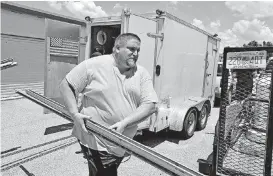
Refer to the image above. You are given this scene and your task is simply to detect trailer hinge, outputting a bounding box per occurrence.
[213,48,218,52]
[147,33,164,41]
[123,8,131,16]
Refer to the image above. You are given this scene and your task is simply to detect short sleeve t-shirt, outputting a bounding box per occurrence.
[66,54,158,157]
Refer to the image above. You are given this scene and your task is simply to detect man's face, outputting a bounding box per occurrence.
[116,38,140,69]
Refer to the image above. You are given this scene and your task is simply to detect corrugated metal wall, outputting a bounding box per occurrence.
[1,35,45,84]
[1,35,45,99]
[1,9,45,38]
[1,8,45,99]
[1,7,86,100]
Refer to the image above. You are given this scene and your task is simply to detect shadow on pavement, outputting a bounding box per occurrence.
[44,123,74,135]
[133,129,188,148]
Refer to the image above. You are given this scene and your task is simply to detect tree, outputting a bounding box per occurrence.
[243,40,273,47]
[243,40,261,47]
[263,41,273,46]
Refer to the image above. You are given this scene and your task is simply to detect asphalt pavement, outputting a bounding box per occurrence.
[1,98,220,176]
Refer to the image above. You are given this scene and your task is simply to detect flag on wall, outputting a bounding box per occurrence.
[49,37,79,57]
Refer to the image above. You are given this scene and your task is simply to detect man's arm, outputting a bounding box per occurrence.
[110,68,158,133]
[59,60,91,133]
[60,78,90,133]
[122,103,156,127]
[59,78,79,118]
[109,103,156,133]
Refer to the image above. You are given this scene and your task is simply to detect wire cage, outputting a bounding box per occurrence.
[215,47,273,176]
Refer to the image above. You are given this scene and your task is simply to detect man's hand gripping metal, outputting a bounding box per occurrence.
[72,113,91,133]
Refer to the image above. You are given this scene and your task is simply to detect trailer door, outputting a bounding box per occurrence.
[124,14,157,130]
[203,38,218,100]
[126,14,156,78]
[44,19,80,113]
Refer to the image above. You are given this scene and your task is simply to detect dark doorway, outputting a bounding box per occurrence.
[90,24,121,56]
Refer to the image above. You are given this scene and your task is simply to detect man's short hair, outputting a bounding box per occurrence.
[113,33,141,50]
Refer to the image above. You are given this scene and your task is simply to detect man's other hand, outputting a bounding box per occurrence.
[73,113,91,133]
[109,121,127,134]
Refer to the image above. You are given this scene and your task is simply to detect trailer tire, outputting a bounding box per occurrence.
[196,103,209,131]
[181,108,197,139]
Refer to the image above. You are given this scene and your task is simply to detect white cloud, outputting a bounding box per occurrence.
[187,2,273,54]
[218,29,240,53]
[48,1,107,19]
[192,18,205,30]
[210,20,221,33]
[111,12,122,16]
[48,1,62,11]
[162,1,178,11]
[113,3,122,10]
[191,17,273,53]
[191,18,219,34]
[170,1,178,5]
[190,19,238,53]
[217,19,273,53]
[225,1,273,19]
[232,19,273,42]
[111,3,127,16]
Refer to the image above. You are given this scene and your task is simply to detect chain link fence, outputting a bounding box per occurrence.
[216,47,273,176]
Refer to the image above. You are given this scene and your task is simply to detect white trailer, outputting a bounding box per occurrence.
[84,9,221,138]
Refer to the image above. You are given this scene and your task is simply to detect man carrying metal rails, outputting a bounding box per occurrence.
[59,33,158,176]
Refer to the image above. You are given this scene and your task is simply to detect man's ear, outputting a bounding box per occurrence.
[114,46,120,53]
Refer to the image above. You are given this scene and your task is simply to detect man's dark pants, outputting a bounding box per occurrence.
[79,142,123,176]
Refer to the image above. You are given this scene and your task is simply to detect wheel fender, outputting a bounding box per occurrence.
[168,106,189,131]
[168,97,208,131]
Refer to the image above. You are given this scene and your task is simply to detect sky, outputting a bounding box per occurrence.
[11,1,273,53]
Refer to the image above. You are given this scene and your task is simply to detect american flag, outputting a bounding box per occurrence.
[50,37,79,57]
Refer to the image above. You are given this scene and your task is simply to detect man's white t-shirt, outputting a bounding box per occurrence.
[66,54,158,157]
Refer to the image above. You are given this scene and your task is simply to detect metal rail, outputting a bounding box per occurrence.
[1,135,73,158]
[1,138,77,171]
[1,58,17,70]
[16,89,204,176]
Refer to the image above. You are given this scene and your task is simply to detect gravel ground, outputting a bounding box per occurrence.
[1,98,219,176]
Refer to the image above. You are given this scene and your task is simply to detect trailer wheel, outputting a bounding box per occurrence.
[181,108,197,139]
[196,103,209,131]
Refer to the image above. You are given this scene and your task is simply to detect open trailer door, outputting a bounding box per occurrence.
[123,11,158,131]
[123,11,157,79]
[44,19,80,113]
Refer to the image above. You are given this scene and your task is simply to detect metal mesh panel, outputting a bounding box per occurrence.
[216,48,273,176]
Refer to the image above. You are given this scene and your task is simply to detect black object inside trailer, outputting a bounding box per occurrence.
[212,47,273,176]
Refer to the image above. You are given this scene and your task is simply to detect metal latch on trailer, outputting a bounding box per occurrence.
[16,89,204,176]
[147,32,164,41]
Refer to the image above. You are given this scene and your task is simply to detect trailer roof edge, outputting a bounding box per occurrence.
[89,16,122,24]
[164,12,221,42]
[1,1,86,26]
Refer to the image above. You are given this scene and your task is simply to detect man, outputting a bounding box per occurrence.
[60,33,158,176]
[77,50,102,109]
[91,51,102,58]
[91,48,103,58]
